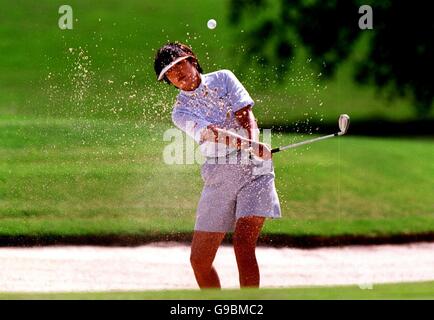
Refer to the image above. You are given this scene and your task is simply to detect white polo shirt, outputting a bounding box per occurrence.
[172,69,256,157]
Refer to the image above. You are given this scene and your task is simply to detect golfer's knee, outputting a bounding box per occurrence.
[233,233,256,251]
[190,252,212,272]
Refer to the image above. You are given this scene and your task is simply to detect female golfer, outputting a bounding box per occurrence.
[154,42,281,288]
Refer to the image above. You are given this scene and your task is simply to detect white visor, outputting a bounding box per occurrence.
[158,55,192,81]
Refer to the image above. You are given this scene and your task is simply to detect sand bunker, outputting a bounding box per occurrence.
[0,242,433,292]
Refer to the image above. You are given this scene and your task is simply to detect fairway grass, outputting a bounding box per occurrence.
[1,281,433,300]
[1,116,433,238]
[1,0,431,124]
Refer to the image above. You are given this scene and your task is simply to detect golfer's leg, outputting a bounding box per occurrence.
[190,230,226,289]
[233,216,265,288]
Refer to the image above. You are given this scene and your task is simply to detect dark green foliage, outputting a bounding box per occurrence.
[229,0,433,115]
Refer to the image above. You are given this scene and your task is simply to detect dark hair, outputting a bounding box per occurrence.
[154,42,203,84]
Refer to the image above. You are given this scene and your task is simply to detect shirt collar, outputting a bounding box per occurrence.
[180,73,206,96]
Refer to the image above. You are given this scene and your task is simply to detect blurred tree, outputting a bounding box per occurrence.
[229,0,433,116]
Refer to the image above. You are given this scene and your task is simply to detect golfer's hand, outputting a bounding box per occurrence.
[251,142,272,160]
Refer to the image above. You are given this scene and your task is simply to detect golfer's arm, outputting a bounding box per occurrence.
[201,126,253,150]
[199,106,259,150]
[234,105,259,142]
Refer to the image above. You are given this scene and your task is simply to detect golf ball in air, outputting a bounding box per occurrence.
[207,19,217,29]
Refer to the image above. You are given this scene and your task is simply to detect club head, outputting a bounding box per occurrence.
[338,114,350,135]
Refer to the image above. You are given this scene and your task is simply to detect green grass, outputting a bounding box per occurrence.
[0,1,433,239]
[1,281,433,300]
[0,0,430,124]
[1,116,433,237]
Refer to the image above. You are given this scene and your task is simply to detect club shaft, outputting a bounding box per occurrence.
[271,133,338,153]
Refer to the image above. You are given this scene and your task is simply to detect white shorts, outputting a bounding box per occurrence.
[195,158,281,232]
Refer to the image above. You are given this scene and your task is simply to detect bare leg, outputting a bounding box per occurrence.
[190,231,226,289]
[233,216,265,288]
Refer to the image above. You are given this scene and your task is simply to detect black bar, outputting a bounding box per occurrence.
[0,300,426,319]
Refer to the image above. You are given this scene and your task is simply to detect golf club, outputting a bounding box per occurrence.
[271,114,350,153]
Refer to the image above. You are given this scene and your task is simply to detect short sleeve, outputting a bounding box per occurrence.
[172,105,212,144]
[223,69,255,112]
